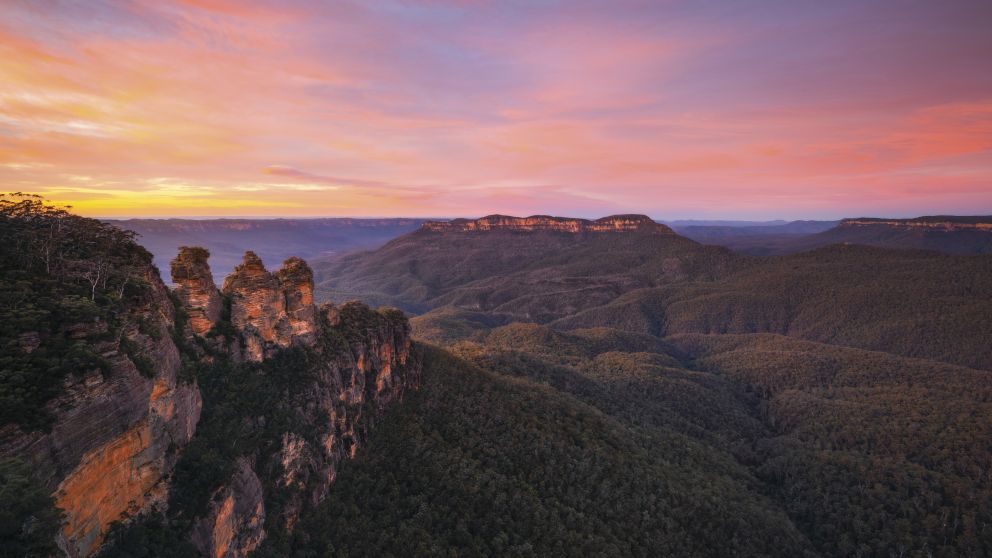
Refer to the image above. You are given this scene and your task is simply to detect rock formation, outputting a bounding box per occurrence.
[0,266,202,558]
[2,243,419,558]
[176,251,421,558]
[421,214,675,234]
[221,252,320,361]
[840,217,992,231]
[191,459,266,558]
[171,246,223,335]
[276,257,318,344]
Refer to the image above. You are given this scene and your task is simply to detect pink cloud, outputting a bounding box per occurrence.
[0,1,989,219]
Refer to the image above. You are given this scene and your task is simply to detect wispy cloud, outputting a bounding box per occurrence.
[0,0,990,218]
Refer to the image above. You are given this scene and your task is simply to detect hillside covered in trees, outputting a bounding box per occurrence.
[3,206,991,557]
[298,218,992,556]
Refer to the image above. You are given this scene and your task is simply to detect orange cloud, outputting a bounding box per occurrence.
[1,1,989,219]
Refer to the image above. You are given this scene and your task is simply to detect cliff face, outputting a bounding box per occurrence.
[841,218,992,231]
[220,252,319,361]
[0,266,202,558]
[276,257,319,343]
[171,246,223,335]
[422,214,674,234]
[3,243,418,558]
[190,458,266,558]
[178,252,421,558]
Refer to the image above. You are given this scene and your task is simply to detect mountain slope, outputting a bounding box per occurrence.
[787,216,992,255]
[555,244,992,370]
[317,216,992,370]
[690,216,992,256]
[261,345,817,558]
[264,325,992,557]
[314,214,739,317]
[2,198,422,557]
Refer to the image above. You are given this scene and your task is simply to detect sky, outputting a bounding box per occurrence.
[1,0,991,219]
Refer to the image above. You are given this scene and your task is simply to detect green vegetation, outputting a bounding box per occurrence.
[299,225,992,556]
[0,458,63,558]
[674,333,992,556]
[264,344,814,558]
[557,244,992,369]
[100,302,415,557]
[319,226,992,370]
[267,320,992,557]
[0,193,155,429]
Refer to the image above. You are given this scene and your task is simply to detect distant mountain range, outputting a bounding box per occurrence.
[302,212,992,556]
[8,207,992,556]
[107,218,425,280]
[314,214,992,370]
[112,215,992,280]
[676,215,992,255]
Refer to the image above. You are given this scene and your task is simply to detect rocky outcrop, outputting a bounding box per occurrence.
[276,257,318,344]
[178,251,421,558]
[841,217,992,231]
[171,246,223,336]
[191,459,266,558]
[221,252,320,361]
[3,242,418,558]
[189,303,419,557]
[422,214,675,234]
[0,266,202,558]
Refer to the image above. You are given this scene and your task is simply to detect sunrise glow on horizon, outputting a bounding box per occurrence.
[1,1,991,220]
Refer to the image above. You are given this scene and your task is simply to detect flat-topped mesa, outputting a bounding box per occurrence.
[421,214,674,234]
[171,246,222,336]
[841,217,992,231]
[221,251,319,361]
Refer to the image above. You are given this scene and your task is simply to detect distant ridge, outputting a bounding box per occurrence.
[107,217,425,281]
[840,216,992,230]
[421,214,674,234]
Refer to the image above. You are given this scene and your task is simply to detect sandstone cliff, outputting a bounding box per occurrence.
[0,264,202,558]
[171,246,223,336]
[422,214,675,234]
[840,217,992,231]
[2,243,419,558]
[176,252,420,558]
[219,252,320,361]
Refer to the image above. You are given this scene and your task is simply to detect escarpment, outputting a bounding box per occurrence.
[3,234,420,557]
[169,250,421,558]
[219,252,320,361]
[422,214,675,234]
[840,216,992,231]
[0,262,202,558]
[172,246,223,335]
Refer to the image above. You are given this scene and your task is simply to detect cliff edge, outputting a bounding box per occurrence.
[421,214,674,234]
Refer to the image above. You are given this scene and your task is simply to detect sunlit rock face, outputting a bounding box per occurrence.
[422,214,675,234]
[170,249,420,557]
[841,218,992,231]
[276,256,318,344]
[171,246,223,336]
[220,252,320,361]
[222,251,285,361]
[0,266,202,558]
[191,459,266,558]
[186,301,420,557]
[2,244,418,558]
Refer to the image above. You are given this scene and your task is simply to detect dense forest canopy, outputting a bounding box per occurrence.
[2,201,991,557]
[0,193,155,428]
